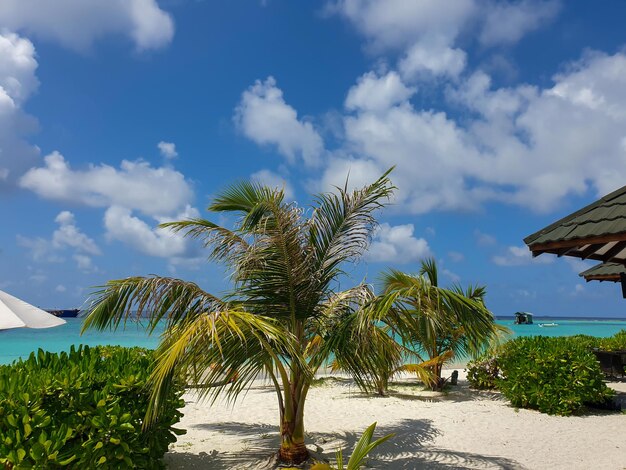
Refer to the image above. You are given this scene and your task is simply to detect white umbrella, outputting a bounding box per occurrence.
[0,290,66,330]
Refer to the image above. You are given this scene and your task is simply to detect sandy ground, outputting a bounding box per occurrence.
[163,370,626,469]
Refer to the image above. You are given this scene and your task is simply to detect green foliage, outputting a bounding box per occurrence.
[310,422,394,470]
[597,329,626,351]
[82,170,397,464]
[497,336,614,415]
[0,345,184,469]
[376,259,506,391]
[466,353,500,390]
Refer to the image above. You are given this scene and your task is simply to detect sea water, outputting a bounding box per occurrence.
[0,318,164,365]
[0,317,625,365]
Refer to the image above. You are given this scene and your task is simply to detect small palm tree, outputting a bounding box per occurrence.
[377,258,505,391]
[82,171,395,464]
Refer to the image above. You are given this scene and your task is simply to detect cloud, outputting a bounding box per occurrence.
[157,141,178,159]
[316,48,626,215]
[475,230,496,246]
[20,152,194,217]
[234,77,324,166]
[399,42,467,80]
[327,0,477,53]
[73,254,96,272]
[17,235,63,263]
[442,267,460,283]
[480,0,561,46]
[448,251,465,262]
[17,210,101,271]
[345,71,415,112]
[0,0,174,51]
[327,0,557,81]
[492,245,553,266]
[250,169,294,199]
[55,284,66,293]
[366,223,431,263]
[564,257,594,274]
[448,51,626,211]
[104,204,201,259]
[337,98,488,213]
[0,31,40,191]
[316,156,386,195]
[20,150,204,262]
[53,211,101,255]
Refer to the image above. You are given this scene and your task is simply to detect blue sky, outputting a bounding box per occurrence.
[2,0,626,317]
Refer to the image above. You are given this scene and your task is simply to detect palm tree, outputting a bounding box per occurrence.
[376,258,505,391]
[82,170,395,464]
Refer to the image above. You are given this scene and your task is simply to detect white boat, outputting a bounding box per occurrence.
[538,322,558,327]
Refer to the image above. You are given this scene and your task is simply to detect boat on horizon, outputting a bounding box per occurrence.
[514,312,534,325]
[44,309,80,318]
[538,322,559,328]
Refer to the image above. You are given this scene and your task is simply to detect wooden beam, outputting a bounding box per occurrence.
[578,243,606,259]
[583,274,620,282]
[603,241,626,262]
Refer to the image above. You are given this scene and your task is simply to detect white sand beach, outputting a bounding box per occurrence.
[164,370,626,469]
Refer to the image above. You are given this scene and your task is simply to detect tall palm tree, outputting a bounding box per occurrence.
[376,258,505,391]
[82,170,395,464]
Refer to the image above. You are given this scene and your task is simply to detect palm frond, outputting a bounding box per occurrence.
[209,180,283,214]
[308,168,395,290]
[81,276,225,334]
[159,218,249,264]
[145,308,305,426]
[315,285,402,393]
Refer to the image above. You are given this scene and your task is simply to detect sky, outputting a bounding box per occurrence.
[1,0,626,317]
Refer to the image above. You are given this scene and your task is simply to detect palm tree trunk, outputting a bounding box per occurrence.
[278,381,309,463]
[279,415,308,463]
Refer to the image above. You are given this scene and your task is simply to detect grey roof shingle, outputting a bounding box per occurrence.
[524,185,626,266]
[579,262,625,282]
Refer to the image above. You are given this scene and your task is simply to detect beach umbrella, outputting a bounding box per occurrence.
[0,290,66,330]
[524,185,626,295]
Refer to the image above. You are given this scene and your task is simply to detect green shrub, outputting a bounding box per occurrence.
[466,354,500,390]
[497,336,614,416]
[0,345,185,469]
[598,329,626,351]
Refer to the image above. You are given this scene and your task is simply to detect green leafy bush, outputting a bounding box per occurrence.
[497,336,614,415]
[598,329,626,351]
[0,345,185,469]
[466,354,500,390]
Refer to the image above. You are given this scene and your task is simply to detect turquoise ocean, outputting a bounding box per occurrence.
[1,317,625,365]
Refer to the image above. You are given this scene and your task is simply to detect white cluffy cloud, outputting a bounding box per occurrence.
[367,223,431,263]
[0,31,40,190]
[328,0,559,80]
[157,141,178,159]
[53,211,101,255]
[20,151,204,260]
[345,71,415,112]
[20,152,193,217]
[399,41,467,80]
[104,204,200,259]
[492,245,553,266]
[18,210,101,271]
[234,77,324,166]
[479,0,561,46]
[319,50,626,215]
[0,0,174,51]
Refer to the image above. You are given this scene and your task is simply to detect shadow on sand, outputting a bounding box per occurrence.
[164,416,524,469]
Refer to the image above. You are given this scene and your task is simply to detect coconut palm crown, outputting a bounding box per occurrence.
[376,258,507,390]
[82,169,395,464]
